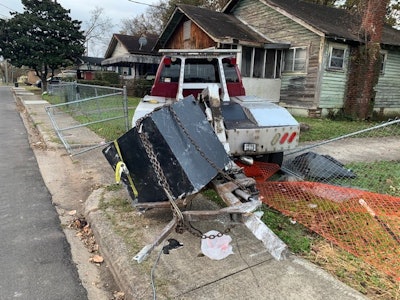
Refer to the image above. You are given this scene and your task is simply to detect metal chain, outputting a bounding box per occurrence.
[137,125,184,225]
[184,222,234,239]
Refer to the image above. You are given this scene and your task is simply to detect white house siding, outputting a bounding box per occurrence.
[375,49,400,111]
[319,42,349,109]
[232,0,322,109]
[113,42,129,56]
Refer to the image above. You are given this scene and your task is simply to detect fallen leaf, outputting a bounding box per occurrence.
[89,255,104,263]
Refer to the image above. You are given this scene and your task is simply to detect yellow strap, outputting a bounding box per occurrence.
[115,161,124,183]
[113,140,139,198]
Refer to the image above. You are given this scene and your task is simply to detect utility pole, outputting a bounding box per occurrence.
[5,59,8,85]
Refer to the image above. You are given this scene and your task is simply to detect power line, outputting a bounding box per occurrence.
[0,2,18,13]
[127,0,160,8]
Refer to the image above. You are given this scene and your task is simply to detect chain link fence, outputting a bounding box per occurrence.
[45,82,129,156]
[244,119,400,280]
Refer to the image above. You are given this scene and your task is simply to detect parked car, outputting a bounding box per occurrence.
[35,77,61,88]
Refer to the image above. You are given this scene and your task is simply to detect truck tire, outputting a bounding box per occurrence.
[257,152,284,166]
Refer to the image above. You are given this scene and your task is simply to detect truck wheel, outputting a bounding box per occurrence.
[257,152,284,166]
[268,152,284,166]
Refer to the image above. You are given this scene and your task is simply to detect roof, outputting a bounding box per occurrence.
[77,56,103,66]
[104,33,159,59]
[157,4,270,49]
[223,0,400,46]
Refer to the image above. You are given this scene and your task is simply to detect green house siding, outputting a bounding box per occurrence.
[319,42,349,108]
[233,0,322,109]
[319,73,347,108]
[375,50,400,108]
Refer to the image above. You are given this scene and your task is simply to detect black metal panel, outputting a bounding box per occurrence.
[103,95,231,203]
[221,102,256,129]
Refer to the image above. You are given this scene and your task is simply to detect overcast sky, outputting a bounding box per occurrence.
[0,0,157,24]
[0,0,159,56]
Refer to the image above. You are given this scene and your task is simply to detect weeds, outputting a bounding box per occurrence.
[344,160,400,196]
[296,116,375,142]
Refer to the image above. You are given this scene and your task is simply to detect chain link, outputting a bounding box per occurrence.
[137,123,184,225]
[184,224,234,239]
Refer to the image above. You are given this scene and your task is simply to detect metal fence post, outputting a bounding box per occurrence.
[123,85,129,131]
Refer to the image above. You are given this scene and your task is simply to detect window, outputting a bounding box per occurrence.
[380,51,387,74]
[241,47,252,77]
[223,60,240,82]
[265,50,282,78]
[253,48,264,78]
[159,58,181,82]
[241,46,282,79]
[284,47,307,73]
[183,21,191,41]
[328,46,346,70]
[183,58,220,83]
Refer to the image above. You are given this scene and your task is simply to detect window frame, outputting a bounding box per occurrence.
[183,20,191,41]
[241,46,282,79]
[283,47,308,74]
[327,44,347,71]
[380,50,388,75]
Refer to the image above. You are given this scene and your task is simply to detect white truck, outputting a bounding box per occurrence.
[133,49,299,166]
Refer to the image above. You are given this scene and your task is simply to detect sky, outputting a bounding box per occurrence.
[0,0,158,55]
[0,0,156,23]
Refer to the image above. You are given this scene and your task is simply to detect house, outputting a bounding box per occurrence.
[102,33,161,79]
[156,0,400,117]
[156,3,287,102]
[75,56,106,80]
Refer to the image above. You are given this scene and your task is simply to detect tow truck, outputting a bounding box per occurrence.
[133,49,299,166]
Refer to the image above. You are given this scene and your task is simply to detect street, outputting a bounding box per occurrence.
[0,86,87,300]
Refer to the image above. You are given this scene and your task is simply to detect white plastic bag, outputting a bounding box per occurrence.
[201,230,233,260]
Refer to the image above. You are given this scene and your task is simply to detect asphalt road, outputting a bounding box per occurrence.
[0,86,87,300]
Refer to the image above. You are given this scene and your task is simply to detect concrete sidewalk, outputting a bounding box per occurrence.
[13,86,368,300]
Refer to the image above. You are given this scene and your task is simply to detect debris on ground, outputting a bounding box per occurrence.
[288,151,356,180]
[112,291,125,300]
[89,254,104,264]
[69,217,99,253]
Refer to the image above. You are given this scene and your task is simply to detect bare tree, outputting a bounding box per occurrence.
[339,0,400,27]
[83,7,114,56]
[120,4,166,35]
[120,0,229,36]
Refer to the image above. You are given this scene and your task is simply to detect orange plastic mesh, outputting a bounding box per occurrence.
[241,163,400,280]
[236,161,281,182]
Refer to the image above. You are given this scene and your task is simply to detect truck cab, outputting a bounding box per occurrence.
[151,52,245,100]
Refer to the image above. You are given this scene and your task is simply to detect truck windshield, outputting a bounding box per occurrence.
[159,58,181,83]
[223,62,240,83]
[184,58,220,83]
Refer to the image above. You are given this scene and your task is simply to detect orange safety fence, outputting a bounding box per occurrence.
[240,161,400,280]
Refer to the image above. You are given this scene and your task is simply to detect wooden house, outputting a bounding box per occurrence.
[75,56,106,80]
[157,0,400,117]
[102,33,161,79]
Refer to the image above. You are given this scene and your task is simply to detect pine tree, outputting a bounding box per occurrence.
[0,0,85,90]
